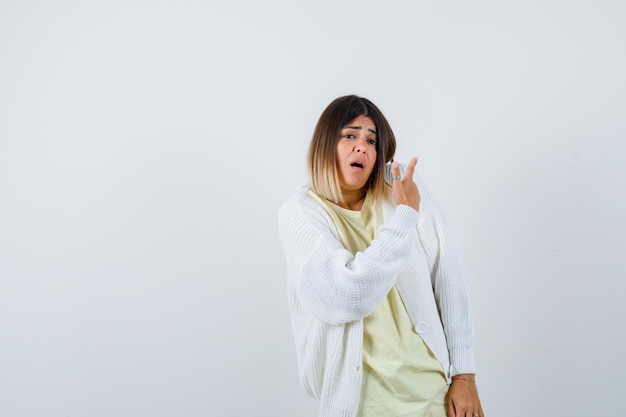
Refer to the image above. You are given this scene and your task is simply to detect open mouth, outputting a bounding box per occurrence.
[350,162,364,169]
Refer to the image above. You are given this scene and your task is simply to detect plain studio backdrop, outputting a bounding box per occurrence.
[1,1,624,416]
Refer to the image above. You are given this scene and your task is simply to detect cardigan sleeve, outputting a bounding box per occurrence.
[278,192,421,325]
[415,176,476,375]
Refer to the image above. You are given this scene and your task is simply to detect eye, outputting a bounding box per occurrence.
[367,139,378,146]
[343,134,356,139]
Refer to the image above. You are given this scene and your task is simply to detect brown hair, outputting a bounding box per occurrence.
[307,95,396,204]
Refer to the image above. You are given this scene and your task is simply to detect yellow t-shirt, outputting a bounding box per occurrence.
[308,190,448,417]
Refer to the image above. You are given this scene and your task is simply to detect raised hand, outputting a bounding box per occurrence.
[390,157,420,212]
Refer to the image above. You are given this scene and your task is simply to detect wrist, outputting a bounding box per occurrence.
[452,374,476,383]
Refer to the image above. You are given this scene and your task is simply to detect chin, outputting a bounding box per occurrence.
[343,183,368,192]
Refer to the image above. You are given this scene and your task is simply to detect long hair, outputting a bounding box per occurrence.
[307,95,396,204]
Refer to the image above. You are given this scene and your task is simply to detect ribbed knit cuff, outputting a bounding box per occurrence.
[390,204,420,230]
[449,346,476,376]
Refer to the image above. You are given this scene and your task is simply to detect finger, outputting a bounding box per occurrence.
[390,161,401,181]
[403,157,418,180]
[446,400,456,417]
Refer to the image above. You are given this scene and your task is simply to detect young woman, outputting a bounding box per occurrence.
[278,95,483,417]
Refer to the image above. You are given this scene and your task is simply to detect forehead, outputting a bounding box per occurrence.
[342,116,376,132]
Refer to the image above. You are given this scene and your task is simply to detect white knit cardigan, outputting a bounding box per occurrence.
[278,172,475,417]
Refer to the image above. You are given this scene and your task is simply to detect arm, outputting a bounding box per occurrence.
[279,160,421,325]
[416,177,475,374]
[415,178,483,416]
[279,195,419,325]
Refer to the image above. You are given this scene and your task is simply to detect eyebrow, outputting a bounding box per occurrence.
[343,125,378,135]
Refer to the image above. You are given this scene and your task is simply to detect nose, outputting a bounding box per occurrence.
[354,139,367,153]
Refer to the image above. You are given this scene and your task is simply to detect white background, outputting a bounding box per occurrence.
[1,1,624,416]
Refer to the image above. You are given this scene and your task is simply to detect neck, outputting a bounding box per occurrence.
[338,188,366,210]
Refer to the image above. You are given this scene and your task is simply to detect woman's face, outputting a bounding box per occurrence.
[336,115,378,194]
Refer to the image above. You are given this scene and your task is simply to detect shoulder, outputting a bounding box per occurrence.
[278,188,330,228]
[278,189,341,254]
[280,188,320,215]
